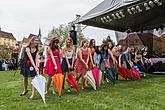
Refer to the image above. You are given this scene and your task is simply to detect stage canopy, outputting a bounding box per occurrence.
[79,0,165,32]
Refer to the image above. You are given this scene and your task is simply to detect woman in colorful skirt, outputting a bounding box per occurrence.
[75,39,94,89]
[20,36,39,99]
[107,41,117,82]
[88,39,96,70]
[100,44,108,84]
[112,45,123,80]
[44,37,62,95]
[61,38,75,92]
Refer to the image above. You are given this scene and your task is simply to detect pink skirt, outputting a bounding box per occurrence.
[75,59,87,75]
[44,57,62,75]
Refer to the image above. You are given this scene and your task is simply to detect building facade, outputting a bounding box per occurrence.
[118,33,144,51]
[118,33,165,54]
[0,29,16,47]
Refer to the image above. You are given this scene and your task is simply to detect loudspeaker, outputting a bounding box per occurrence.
[70,30,77,45]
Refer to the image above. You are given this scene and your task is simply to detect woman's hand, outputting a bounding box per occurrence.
[113,60,117,64]
[85,63,88,69]
[54,65,57,70]
[68,64,72,69]
[35,67,39,75]
[71,64,74,69]
[119,64,122,68]
[92,64,96,68]
[130,62,133,68]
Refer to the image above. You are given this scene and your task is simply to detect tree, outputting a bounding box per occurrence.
[43,24,68,46]
[0,45,12,60]
[44,24,85,47]
[102,35,115,46]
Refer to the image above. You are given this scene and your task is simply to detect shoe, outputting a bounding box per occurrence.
[67,88,71,93]
[102,80,105,84]
[85,83,88,87]
[81,87,85,90]
[45,91,48,95]
[28,95,34,99]
[52,91,56,96]
[20,90,28,96]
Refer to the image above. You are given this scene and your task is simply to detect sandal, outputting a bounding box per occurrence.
[28,95,34,99]
[52,91,56,96]
[67,88,71,93]
[20,90,28,96]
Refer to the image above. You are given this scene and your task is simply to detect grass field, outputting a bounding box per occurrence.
[1,70,165,110]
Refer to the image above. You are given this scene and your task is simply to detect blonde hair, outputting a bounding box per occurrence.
[27,36,37,46]
[80,39,88,47]
[65,38,73,48]
[27,36,39,51]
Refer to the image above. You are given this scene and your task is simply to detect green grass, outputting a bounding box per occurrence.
[1,70,165,110]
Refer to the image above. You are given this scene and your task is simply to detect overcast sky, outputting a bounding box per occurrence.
[0,0,116,45]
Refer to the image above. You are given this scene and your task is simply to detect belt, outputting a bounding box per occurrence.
[54,56,59,58]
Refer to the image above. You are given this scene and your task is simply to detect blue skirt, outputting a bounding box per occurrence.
[61,58,74,72]
[20,59,37,77]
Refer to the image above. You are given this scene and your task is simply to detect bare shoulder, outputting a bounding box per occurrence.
[25,47,30,52]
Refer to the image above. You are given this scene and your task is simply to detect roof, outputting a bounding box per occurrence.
[0,30,16,40]
[160,34,165,38]
[28,34,42,45]
[28,34,37,39]
[80,0,140,22]
[22,37,29,44]
[79,0,165,32]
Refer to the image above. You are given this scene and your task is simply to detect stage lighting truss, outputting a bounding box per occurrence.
[127,0,162,15]
[149,1,155,7]
[154,0,162,6]
[136,6,142,12]
[100,0,162,23]
[106,16,112,22]
[144,2,151,10]
[112,10,125,20]
[100,16,113,23]
[111,14,117,19]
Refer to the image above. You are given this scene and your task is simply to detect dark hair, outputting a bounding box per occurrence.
[136,50,142,55]
[49,40,59,51]
[107,41,114,50]
[101,44,108,56]
[95,46,101,54]
[101,44,107,51]
[89,39,95,48]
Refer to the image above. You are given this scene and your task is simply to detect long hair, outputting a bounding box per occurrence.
[95,46,101,54]
[49,37,59,51]
[65,38,73,48]
[80,39,88,47]
[107,41,114,50]
[101,44,108,55]
[27,36,38,51]
[89,39,95,48]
